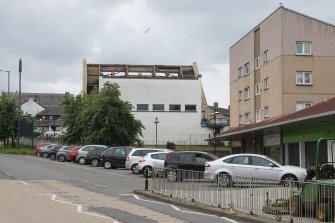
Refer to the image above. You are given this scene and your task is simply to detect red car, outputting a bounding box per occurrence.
[68,146,81,161]
[34,143,50,155]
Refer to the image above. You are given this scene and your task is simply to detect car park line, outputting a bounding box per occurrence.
[25,155,132,178]
[119,194,239,223]
[39,193,120,223]
[4,171,29,186]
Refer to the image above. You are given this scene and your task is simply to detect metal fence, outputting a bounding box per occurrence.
[151,168,335,223]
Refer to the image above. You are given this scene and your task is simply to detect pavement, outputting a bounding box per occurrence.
[134,190,279,223]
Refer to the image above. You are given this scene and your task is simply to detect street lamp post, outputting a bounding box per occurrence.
[17,59,22,150]
[211,110,220,156]
[154,117,159,148]
[0,69,10,95]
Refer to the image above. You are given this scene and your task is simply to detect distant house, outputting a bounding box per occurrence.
[9,92,68,133]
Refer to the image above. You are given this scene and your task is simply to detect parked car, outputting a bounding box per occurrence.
[55,145,77,162]
[101,147,132,169]
[138,151,170,177]
[85,147,109,167]
[34,143,50,155]
[75,145,107,165]
[38,144,57,158]
[68,146,81,162]
[164,151,218,182]
[125,148,164,174]
[48,145,65,160]
[204,153,307,187]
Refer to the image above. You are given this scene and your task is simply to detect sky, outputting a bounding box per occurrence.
[1,0,335,108]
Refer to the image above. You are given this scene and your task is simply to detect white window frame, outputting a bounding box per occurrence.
[244,87,250,100]
[296,101,312,111]
[264,50,268,62]
[244,62,250,75]
[264,106,269,118]
[238,67,242,78]
[296,71,312,85]
[239,115,243,125]
[245,112,250,124]
[264,78,269,90]
[296,41,312,55]
[239,91,243,101]
[255,83,261,96]
[255,110,260,122]
[255,57,260,69]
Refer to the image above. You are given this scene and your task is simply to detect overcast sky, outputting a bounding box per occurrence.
[1,0,335,108]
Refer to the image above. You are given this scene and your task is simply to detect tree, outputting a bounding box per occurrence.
[61,83,144,146]
[0,93,20,147]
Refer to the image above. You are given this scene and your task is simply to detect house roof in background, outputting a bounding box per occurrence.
[36,107,63,116]
[8,92,69,107]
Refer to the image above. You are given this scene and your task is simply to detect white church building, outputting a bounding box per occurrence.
[82,59,213,145]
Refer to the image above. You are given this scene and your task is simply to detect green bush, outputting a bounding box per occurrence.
[166,141,176,150]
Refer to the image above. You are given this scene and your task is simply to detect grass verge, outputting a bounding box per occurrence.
[0,146,35,155]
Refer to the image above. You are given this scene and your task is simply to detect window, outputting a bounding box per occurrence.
[255,57,260,69]
[169,104,181,111]
[245,112,250,124]
[264,106,269,118]
[264,78,269,90]
[180,153,193,162]
[296,72,312,85]
[244,62,250,75]
[296,42,312,55]
[137,104,149,111]
[264,50,268,62]
[251,156,276,167]
[255,83,260,96]
[239,91,243,101]
[238,67,242,78]
[256,110,262,121]
[239,115,243,125]
[153,104,164,111]
[296,101,312,111]
[231,156,249,165]
[244,87,250,100]
[185,104,196,112]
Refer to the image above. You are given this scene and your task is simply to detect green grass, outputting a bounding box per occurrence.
[0,146,35,155]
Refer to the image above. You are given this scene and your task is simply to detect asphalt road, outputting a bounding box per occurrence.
[0,154,246,223]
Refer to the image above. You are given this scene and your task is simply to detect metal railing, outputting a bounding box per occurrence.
[151,168,335,223]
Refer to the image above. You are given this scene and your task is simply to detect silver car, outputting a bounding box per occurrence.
[204,153,307,187]
[75,145,107,165]
[125,148,164,174]
[137,151,170,177]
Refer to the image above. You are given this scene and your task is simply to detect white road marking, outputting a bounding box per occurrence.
[4,171,29,186]
[39,193,120,223]
[79,180,108,189]
[120,193,238,223]
[24,155,132,178]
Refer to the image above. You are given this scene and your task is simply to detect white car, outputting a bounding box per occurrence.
[137,151,170,177]
[125,148,166,174]
[204,153,307,187]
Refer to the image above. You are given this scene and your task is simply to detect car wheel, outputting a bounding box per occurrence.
[316,202,332,222]
[143,166,152,178]
[42,152,49,158]
[104,161,112,169]
[78,157,86,165]
[58,155,66,162]
[91,159,99,167]
[50,154,56,160]
[217,173,232,187]
[131,164,140,174]
[167,169,177,182]
[281,174,298,187]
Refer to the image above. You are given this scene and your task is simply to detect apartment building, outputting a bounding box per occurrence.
[221,6,335,164]
[230,6,335,128]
